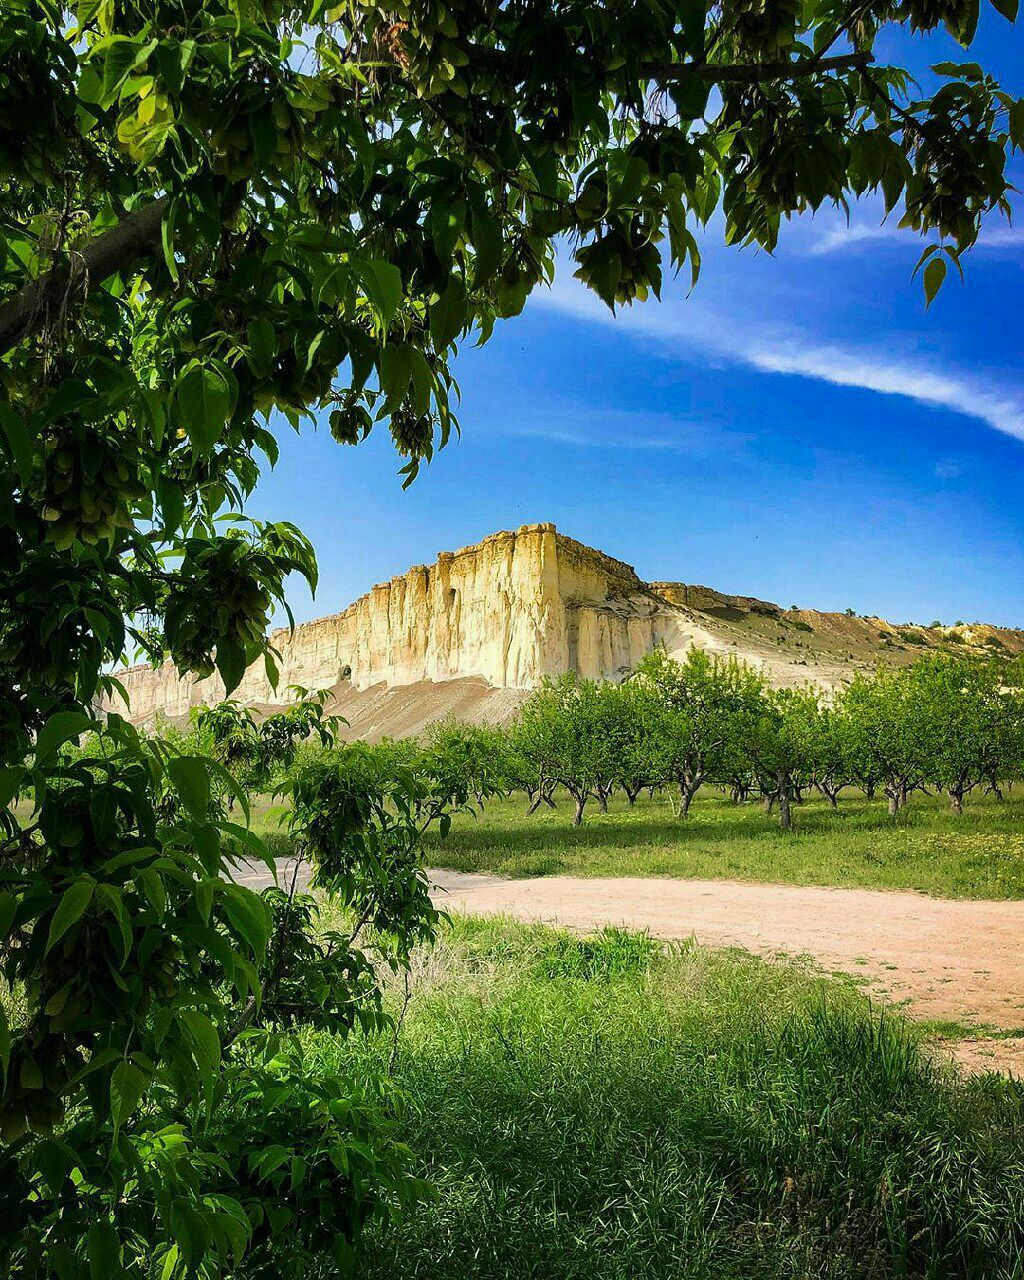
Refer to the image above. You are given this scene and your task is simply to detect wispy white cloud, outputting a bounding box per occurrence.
[495,407,751,455]
[534,274,1024,444]
[746,343,1024,441]
[807,220,1024,256]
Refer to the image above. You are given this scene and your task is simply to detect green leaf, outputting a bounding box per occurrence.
[471,210,502,285]
[35,711,92,765]
[220,884,271,958]
[923,256,947,306]
[45,880,94,955]
[0,1004,10,1088]
[157,476,185,534]
[358,258,403,326]
[138,867,167,919]
[248,318,276,372]
[178,1009,220,1107]
[87,1221,123,1280]
[175,364,232,455]
[0,891,15,939]
[379,343,412,409]
[407,347,433,416]
[110,1060,149,1131]
[0,401,34,486]
[96,884,133,965]
[429,278,467,349]
[158,1245,180,1280]
[215,637,247,695]
[0,765,25,808]
[166,756,211,822]
[169,1201,210,1270]
[96,36,154,109]
[161,198,179,283]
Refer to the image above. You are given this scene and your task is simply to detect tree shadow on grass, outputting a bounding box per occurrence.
[422,794,1024,870]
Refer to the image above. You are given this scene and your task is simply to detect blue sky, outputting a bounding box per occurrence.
[251,13,1024,630]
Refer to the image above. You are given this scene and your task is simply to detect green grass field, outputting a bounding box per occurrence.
[408,788,1024,899]
[307,916,1024,1279]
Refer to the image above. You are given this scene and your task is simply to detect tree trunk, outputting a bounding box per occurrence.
[572,794,587,827]
[0,196,171,357]
[865,781,876,800]
[949,788,964,815]
[778,773,793,830]
[886,788,899,817]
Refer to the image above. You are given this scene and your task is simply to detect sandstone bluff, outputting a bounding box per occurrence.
[105,523,1024,737]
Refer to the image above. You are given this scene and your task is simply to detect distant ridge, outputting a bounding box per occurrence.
[101,523,1024,735]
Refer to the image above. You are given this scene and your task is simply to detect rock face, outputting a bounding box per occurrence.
[103,522,1024,727]
[107,524,676,723]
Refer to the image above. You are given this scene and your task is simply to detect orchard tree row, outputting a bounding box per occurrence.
[405,649,1024,829]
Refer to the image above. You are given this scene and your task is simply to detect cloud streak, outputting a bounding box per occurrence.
[807,220,1024,256]
[493,407,752,455]
[534,274,1024,444]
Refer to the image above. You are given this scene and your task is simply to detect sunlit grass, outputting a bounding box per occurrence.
[403,788,1024,899]
[303,916,1024,1280]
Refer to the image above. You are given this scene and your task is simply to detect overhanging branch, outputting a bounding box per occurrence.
[0,195,169,360]
[654,50,874,84]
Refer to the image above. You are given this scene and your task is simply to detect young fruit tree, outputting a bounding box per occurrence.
[904,655,1020,813]
[634,647,766,816]
[1,0,1022,1274]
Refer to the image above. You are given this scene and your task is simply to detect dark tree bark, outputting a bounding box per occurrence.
[572,793,587,827]
[777,773,793,831]
[0,196,170,357]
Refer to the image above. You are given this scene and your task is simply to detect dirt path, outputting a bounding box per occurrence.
[239,861,1024,1072]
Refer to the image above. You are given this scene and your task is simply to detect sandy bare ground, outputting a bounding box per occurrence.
[237,860,1024,1073]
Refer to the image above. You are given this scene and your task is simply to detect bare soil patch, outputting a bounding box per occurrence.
[239,861,1024,1073]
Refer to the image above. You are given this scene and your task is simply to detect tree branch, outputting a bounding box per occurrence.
[0,195,170,359]
[655,50,874,84]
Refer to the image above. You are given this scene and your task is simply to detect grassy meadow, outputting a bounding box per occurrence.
[301,915,1024,1279]
[403,788,1024,900]
[240,782,1024,1275]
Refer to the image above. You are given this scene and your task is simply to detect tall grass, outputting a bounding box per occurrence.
[299,917,1024,1279]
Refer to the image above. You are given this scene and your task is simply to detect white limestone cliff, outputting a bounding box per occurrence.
[106,524,679,722]
[102,522,1024,726]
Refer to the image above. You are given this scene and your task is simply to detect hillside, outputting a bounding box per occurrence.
[101,523,1024,736]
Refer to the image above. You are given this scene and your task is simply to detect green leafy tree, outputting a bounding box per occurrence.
[505,717,566,815]
[786,690,853,810]
[905,655,1021,813]
[746,686,817,830]
[420,717,506,810]
[635,647,765,816]
[608,678,666,805]
[2,0,1022,1272]
[197,688,336,805]
[515,675,620,825]
[840,667,925,814]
